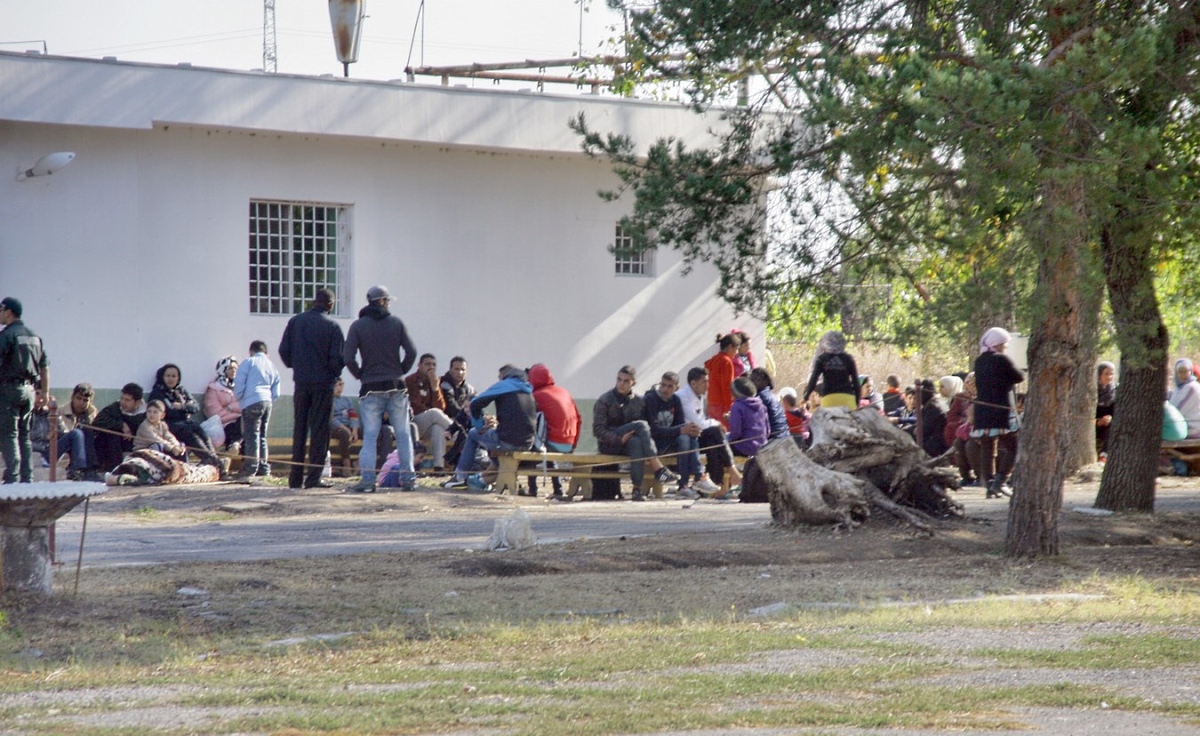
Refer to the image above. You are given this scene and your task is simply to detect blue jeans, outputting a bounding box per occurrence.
[58,427,87,471]
[454,427,525,478]
[241,400,272,475]
[674,434,700,479]
[359,390,413,484]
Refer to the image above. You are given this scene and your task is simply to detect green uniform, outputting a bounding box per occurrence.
[0,320,48,483]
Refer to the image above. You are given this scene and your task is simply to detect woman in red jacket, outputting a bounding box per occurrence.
[704,333,739,428]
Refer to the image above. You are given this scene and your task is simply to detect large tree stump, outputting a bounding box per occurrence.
[807,407,963,518]
[756,437,871,528]
[756,408,963,530]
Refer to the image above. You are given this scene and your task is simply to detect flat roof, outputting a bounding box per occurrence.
[0,51,726,156]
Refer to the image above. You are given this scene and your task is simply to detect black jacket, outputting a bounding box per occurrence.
[279,306,345,387]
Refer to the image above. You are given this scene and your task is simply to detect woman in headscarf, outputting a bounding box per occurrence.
[1095,362,1116,458]
[803,330,860,410]
[1168,358,1200,439]
[943,373,977,485]
[204,355,243,454]
[971,327,1024,498]
[149,363,220,463]
[858,374,884,412]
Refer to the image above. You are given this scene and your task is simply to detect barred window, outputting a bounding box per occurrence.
[248,200,350,316]
[613,224,652,276]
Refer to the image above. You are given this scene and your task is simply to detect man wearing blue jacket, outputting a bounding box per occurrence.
[443,365,537,490]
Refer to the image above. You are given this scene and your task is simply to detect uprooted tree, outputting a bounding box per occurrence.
[757,407,961,532]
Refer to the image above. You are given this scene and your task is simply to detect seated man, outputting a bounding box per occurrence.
[439,356,476,469]
[443,365,538,490]
[643,371,703,498]
[86,382,147,474]
[676,366,739,495]
[405,353,454,471]
[593,365,679,502]
[56,383,99,480]
[329,377,359,477]
[527,363,582,498]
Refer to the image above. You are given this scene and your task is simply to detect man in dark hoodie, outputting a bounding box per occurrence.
[343,285,417,493]
[443,365,537,490]
[278,288,345,490]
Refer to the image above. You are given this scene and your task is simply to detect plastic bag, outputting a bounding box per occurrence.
[200,414,225,449]
[1163,401,1188,441]
[486,508,537,551]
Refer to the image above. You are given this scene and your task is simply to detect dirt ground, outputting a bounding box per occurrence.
[9,472,1200,638]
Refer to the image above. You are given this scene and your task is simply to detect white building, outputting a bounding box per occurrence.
[0,51,762,440]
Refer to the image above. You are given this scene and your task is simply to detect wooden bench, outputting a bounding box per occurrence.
[494,451,679,499]
[1161,439,1200,461]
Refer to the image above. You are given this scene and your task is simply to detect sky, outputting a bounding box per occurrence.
[2,1,629,85]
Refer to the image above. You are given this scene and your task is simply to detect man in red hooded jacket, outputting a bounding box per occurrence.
[527,363,582,498]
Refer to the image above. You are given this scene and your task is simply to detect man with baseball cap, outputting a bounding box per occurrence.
[0,297,50,483]
[343,285,418,492]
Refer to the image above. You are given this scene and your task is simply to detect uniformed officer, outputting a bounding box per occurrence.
[0,297,50,484]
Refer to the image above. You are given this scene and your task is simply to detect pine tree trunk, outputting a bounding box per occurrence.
[1095,222,1167,512]
[1005,179,1092,558]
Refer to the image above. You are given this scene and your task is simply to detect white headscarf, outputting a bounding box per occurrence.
[939,375,964,398]
[978,327,1011,355]
[215,355,238,389]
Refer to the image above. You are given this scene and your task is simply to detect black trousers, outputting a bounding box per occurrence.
[290,382,334,488]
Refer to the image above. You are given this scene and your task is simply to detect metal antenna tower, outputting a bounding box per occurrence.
[263,0,278,73]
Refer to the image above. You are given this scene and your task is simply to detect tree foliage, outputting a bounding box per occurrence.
[577,0,1200,552]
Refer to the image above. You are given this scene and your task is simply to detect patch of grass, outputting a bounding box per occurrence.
[981,633,1200,669]
[814,575,1200,631]
[3,616,1199,735]
[132,505,158,519]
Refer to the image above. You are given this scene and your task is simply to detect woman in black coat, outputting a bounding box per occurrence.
[149,363,219,462]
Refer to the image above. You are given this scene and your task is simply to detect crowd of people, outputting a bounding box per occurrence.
[6,285,1197,494]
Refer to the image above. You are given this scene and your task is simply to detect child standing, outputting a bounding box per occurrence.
[233,340,281,478]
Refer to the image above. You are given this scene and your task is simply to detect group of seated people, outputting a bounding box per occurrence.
[433,357,795,501]
[32,346,281,484]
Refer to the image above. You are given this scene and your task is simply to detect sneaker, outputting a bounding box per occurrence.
[466,474,492,491]
[349,478,376,494]
[398,481,416,492]
[442,477,468,490]
[677,486,699,499]
[693,477,721,494]
[631,490,646,502]
[654,466,680,484]
[67,469,85,482]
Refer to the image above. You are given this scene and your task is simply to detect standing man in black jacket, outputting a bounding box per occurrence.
[0,297,49,484]
[279,288,345,490]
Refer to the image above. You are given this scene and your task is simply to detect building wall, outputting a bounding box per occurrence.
[1,120,762,417]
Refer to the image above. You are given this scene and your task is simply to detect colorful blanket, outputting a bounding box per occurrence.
[105,449,221,486]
